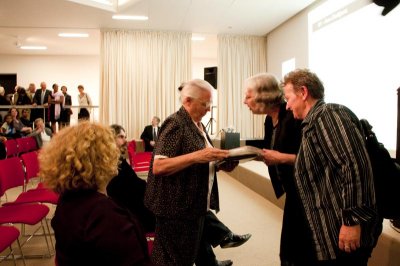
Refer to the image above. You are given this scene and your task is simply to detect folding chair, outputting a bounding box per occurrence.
[0,157,54,258]
[16,137,30,155]
[4,138,19,158]
[26,136,38,152]
[0,225,26,266]
[3,151,59,206]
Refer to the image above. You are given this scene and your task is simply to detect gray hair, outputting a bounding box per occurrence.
[245,73,283,108]
[179,79,214,102]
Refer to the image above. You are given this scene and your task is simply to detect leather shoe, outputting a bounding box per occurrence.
[216,259,233,266]
[220,232,252,248]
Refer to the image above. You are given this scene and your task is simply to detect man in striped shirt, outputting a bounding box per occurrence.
[282,69,382,266]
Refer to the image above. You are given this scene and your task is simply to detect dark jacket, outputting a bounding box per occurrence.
[144,106,219,219]
[52,189,154,266]
[107,159,156,233]
[140,125,160,152]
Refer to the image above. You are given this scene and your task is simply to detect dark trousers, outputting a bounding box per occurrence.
[195,211,231,266]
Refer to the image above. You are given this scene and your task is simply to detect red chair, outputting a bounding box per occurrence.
[0,225,26,265]
[26,136,38,152]
[0,153,59,206]
[127,140,152,172]
[145,232,155,255]
[16,137,30,155]
[0,157,54,257]
[4,138,18,158]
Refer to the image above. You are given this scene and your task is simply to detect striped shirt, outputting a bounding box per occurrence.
[295,100,379,260]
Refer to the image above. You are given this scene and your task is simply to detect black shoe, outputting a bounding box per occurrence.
[220,232,252,248]
[216,259,233,266]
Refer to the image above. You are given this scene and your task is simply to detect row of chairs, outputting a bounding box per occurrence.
[0,151,59,263]
[4,136,38,158]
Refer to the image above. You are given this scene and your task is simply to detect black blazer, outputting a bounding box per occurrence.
[32,89,51,105]
[140,125,160,152]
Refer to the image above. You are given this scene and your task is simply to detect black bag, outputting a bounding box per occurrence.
[78,108,90,120]
[360,119,400,219]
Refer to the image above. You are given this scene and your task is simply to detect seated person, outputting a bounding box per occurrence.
[39,121,155,266]
[28,118,52,148]
[107,124,251,266]
[140,116,160,152]
[20,109,33,128]
[10,107,32,136]
[1,114,20,139]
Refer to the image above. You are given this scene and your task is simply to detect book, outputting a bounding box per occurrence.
[216,145,263,167]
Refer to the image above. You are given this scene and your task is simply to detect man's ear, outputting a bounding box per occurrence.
[299,86,308,100]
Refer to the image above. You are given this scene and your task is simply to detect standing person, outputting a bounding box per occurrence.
[48,83,64,133]
[140,116,161,152]
[26,83,36,103]
[31,81,51,126]
[144,79,235,266]
[59,85,72,129]
[39,122,155,266]
[282,68,382,265]
[0,86,11,122]
[243,73,314,265]
[109,124,250,266]
[77,84,92,121]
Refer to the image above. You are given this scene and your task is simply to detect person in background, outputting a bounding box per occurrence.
[48,83,64,133]
[144,79,237,266]
[26,83,36,103]
[20,109,33,128]
[39,121,155,266]
[0,86,11,123]
[282,68,382,265]
[77,84,92,121]
[59,85,72,130]
[243,73,313,265]
[1,114,18,139]
[31,81,51,126]
[28,118,52,148]
[10,107,32,136]
[140,116,161,152]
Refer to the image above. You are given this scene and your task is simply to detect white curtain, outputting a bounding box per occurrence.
[217,35,267,140]
[100,30,192,139]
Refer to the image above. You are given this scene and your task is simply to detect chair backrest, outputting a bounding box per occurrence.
[26,136,38,152]
[16,137,30,154]
[4,139,18,158]
[127,140,137,166]
[0,157,25,197]
[20,151,40,184]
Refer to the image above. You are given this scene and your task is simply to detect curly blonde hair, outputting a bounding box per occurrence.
[39,121,119,194]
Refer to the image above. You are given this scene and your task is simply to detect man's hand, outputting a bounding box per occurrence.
[338,224,361,253]
[150,140,155,146]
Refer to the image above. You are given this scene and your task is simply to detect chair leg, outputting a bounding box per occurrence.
[16,238,27,266]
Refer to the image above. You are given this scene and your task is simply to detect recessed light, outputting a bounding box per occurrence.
[19,46,47,50]
[90,0,112,5]
[112,15,148,20]
[58,33,89,38]
[192,36,205,41]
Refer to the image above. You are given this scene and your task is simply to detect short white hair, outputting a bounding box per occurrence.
[180,79,213,102]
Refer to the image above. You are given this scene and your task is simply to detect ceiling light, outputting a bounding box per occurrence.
[19,46,47,50]
[192,36,205,41]
[58,33,89,38]
[112,15,148,20]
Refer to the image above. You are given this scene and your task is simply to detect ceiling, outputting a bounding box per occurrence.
[0,0,318,57]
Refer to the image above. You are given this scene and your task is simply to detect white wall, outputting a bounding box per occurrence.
[0,54,100,104]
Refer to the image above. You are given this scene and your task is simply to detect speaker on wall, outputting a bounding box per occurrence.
[204,66,217,89]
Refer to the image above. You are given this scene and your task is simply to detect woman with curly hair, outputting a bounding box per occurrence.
[39,121,154,266]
